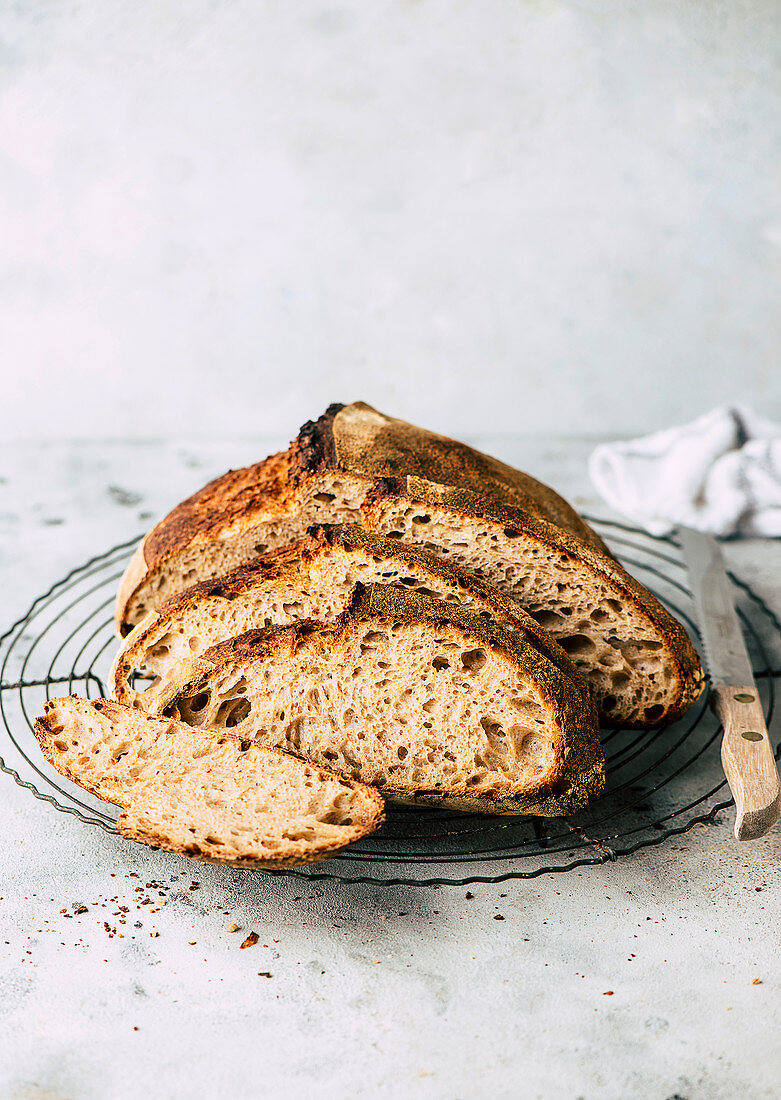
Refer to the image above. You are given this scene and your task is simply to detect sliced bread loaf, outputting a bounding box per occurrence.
[164,585,605,816]
[115,401,608,634]
[112,523,583,715]
[35,697,384,868]
[115,407,703,726]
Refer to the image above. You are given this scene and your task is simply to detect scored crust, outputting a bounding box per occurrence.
[115,402,609,633]
[293,402,608,550]
[35,696,384,869]
[164,585,605,817]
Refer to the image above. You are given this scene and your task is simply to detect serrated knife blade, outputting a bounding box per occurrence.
[678,526,754,685]
[678,526,781,840]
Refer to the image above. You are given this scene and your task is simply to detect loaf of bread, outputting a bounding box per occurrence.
[164,584,605,817]
[113,523,582,715]
[115,403,703,727]
[35,697,384,867]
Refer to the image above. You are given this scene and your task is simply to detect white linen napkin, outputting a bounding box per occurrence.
[588,406,781,538]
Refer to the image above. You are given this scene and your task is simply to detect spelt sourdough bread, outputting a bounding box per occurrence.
[113,523,583,715]
[35,697,384,868]
[164,585,605,817]
[115,401,608,634]
[114,403,703,726]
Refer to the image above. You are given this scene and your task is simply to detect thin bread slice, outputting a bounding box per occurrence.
[115,401,608,635]
[112,523,583,715]
[165,585,605,817]
[35,697,384,868]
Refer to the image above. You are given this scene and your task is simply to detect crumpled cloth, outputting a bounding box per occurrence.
[588,406,781,538]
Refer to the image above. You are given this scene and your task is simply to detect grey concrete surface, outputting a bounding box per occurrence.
[1,438,780,1100]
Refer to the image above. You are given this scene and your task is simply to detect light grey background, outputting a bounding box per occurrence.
[2,0,780,442]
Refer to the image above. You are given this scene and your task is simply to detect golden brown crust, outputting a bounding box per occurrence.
[361,478,705,726]
[167,585,605,816]
[292,402,608,551]
[144,448,296,571]
[137,401,608,579]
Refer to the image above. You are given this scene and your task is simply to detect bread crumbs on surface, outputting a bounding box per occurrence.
[603,991,614,996]
[240,932,259,949]
[226,922,239,933]
[753,978,762,985]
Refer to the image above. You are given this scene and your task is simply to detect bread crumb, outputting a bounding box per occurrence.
[753,978,762,985]
[603,991,614,996]
[226,922,239,933]
[240,932,259,950]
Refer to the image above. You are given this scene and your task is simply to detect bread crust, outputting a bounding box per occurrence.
[165,585,605,817]
[116,402,609,632]
[292,402,608,550]
[35,697,385,869]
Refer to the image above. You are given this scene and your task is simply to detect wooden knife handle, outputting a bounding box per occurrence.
[710,685,781,841]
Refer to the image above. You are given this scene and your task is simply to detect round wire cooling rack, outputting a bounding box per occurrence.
[1,518,780,887]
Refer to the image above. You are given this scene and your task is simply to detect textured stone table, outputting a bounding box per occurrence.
[1,438,780,1100]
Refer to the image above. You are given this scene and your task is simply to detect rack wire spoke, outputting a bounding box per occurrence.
[1,517,778,886]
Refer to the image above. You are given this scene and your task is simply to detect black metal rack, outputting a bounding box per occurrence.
[1,518,778,886]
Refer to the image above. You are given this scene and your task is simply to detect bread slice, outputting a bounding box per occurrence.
[35,697,384,868]
[115,401,609,635]
[112,523,583,716]
[164,585,605,817]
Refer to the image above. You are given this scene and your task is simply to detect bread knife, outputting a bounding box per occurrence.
[678,525,781,840]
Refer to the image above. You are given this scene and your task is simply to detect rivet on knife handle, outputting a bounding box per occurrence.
[710,686,781,841]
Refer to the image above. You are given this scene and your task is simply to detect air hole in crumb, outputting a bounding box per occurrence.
[432,656,450,670]
[216,697,251,728]
[314,492,336,504]
[461,648,487,672]
[186,692,210,713]
[560,635,596,658]
[412,514,431,525]
[644,704,664,722]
